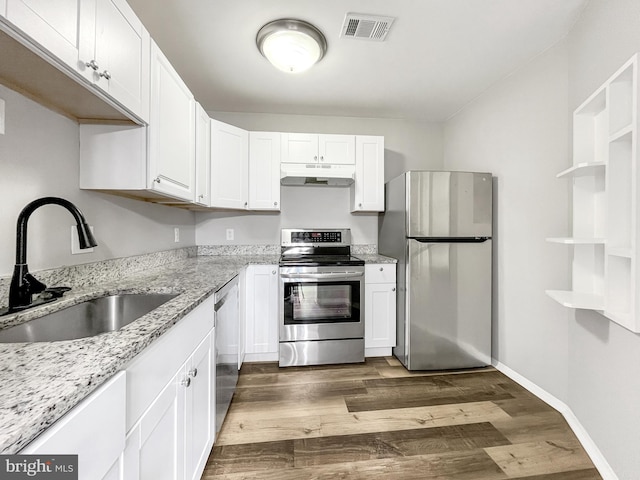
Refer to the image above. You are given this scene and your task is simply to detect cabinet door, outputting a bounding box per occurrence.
[249,132,281,210]
[22,372,126,480]
[124,370,186,480]
[194,102,211,206]
[185,334,214,480]
[365,283,396,349]
[91,0,150,122]
[6,0,82,69]
[352,136,384,212]
[245,265,279,358]
[318,134,355,165]
[210,119,248,209]
[148,41,195,201]
[281,133,318,164]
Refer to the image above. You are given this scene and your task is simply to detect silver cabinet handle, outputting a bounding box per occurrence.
[188,368,198,378]
[181,377,191,388]
[85,59,99,71]
[99,70,111,80]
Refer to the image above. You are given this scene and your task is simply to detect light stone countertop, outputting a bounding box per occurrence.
[0,251,395,454]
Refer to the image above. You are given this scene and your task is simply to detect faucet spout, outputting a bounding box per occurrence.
[6,197,98,314]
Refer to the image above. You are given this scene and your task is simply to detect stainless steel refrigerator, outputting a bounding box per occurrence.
[378,171,492,370]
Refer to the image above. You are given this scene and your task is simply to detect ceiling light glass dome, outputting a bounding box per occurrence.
[256,19,327,74]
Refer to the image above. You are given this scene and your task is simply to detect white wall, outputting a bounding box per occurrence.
[196,112,443,246]
[0,85,196,277]
[443,42,571,400]
[566,1,640,479]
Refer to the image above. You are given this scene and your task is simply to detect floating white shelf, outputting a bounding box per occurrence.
[545,290,604,311]
[546,237,606,244]
[607,247,633,258]
[556,162,606,178]
[548,53,639,332]
[609,124,633,142]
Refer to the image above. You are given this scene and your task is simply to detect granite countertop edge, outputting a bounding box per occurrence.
[0,252,396,454]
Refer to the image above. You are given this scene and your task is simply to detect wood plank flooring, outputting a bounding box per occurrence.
[201,357,602,479]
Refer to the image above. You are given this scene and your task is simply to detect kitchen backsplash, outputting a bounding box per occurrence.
[0,244,378,307]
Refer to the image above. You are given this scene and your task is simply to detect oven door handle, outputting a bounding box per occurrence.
[280,272,364,280]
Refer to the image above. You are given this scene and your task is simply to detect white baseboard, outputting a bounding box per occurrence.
[493,361,618,480]
[365,347,392,357]
[244,352,279,362]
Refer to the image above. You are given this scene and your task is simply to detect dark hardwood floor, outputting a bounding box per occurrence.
[201,357,601,479]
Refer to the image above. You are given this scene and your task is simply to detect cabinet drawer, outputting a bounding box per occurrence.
[125,295,215,431]
[21,372,126,480]
[365,264,396,284]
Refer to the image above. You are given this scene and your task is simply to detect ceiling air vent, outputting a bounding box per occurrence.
[340,13,395,41]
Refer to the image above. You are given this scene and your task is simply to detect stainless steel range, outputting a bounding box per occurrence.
[279,228,365,367]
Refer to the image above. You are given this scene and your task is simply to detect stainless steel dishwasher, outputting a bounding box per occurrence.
[214,275,239,435]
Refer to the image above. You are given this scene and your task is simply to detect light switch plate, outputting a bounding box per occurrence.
[71,226,94,254]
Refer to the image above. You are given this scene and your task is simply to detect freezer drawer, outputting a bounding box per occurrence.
[404,239,492,370]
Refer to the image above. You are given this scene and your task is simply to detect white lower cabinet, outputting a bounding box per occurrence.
[21,371,126,480]
[244,265,279,362]
[364,264,396,356]
[118,295,216,480]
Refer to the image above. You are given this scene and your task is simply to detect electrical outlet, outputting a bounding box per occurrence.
[226,229,234,241]
[174,227,180,243]
[0,98,5,135]
[71,226,94,254]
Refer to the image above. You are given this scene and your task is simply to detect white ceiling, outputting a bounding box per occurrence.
[126,0,588,122]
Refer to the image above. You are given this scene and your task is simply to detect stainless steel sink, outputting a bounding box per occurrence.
[0,293,177,343]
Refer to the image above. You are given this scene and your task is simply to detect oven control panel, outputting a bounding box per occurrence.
[281,228,351,247]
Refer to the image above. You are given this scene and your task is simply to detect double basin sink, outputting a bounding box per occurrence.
[0,293,177,343]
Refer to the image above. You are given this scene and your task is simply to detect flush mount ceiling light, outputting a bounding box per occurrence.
[256,19,327,74]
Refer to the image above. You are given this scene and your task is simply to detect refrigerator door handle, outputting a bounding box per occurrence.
[412,237,491,243]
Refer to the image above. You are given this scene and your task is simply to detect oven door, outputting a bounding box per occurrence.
[280,266,364,342]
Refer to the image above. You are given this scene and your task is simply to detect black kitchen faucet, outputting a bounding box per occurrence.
[2,197,97,315]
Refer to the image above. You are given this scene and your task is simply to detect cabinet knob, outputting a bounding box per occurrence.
[181,377,191,388]
[244,201,248,207]
[320,155,324,162]
[314,155,318,161]
[392,287,396,292]
[154,177,161,183]
[188,368,198,378]
[85,59,99,71]
[379,267,384,271]
[99,70,112,80]
[198,194,204,200]
[359,203,362,208]
[272,270,277,275]
[274,202,278,206]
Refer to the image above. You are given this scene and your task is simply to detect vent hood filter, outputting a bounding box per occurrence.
[340,13,395,41]
[281,163,355,187]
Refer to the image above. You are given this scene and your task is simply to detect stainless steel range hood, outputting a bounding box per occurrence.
[280,163,355,186]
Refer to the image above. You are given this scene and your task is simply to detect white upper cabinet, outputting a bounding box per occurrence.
[148,40,195,201]
[211,119,249,209]
[5,0,149,123]
[351,135,384,212]
[5,0,82,69]
[281,133,355,165]
[249,132,281,211]
[194,102,211,207]
[79,0,150,122]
